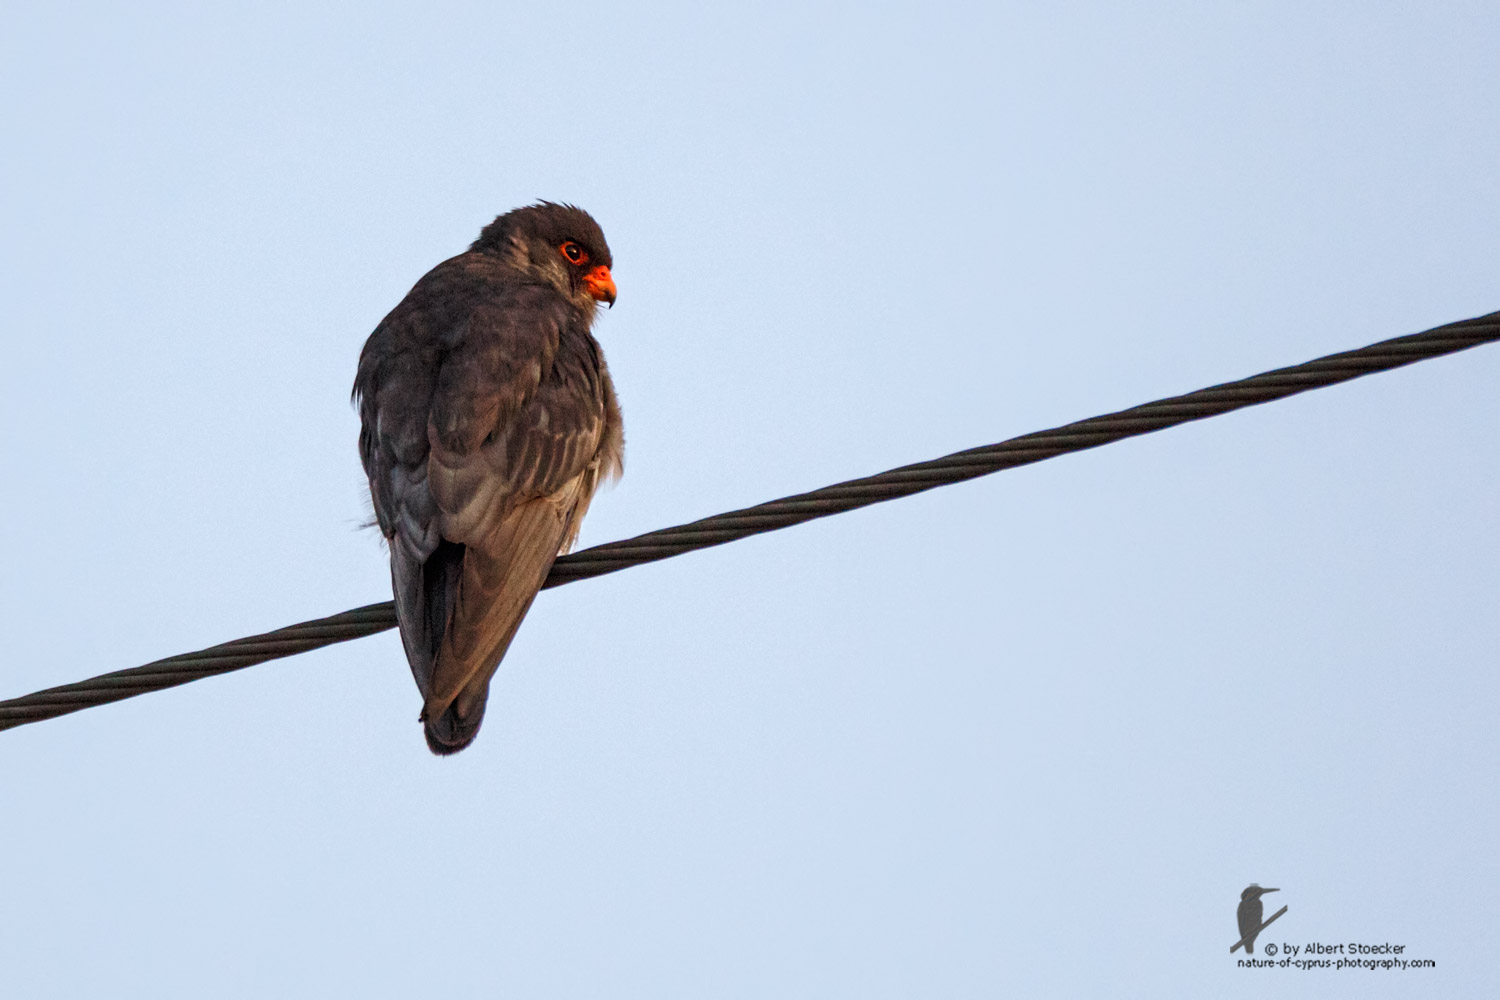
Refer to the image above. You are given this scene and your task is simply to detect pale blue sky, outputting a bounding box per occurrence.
[2,3,1497,996]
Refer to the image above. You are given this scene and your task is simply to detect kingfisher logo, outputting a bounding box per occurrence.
[1231,884,1287,954]
[1228,885,1434,971]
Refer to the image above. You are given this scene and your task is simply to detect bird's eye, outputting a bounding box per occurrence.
[559,241,587,265]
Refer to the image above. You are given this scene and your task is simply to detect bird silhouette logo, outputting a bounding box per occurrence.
[1231,884,1287,953]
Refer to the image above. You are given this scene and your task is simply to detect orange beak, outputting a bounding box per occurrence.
[582,265,617,307]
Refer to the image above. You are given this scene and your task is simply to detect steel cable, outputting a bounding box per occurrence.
[3,311,1496,732]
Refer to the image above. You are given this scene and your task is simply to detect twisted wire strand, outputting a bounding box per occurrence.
[3,311,1496,732]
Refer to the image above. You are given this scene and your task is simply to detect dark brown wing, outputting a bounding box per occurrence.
[422,317,622,738]
[354,253,622,753]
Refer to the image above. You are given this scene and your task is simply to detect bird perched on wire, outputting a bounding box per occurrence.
[353,203,623,754]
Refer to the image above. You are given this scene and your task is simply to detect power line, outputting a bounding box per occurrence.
[2,310,1496,733]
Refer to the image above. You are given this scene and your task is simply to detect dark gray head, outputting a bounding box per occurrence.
[473,201,617,313]
[1241,884,1279,901]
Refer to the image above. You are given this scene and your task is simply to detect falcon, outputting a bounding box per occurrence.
[353,203,623,754]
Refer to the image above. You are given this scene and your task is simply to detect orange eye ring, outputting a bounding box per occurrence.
[559,241,588,265]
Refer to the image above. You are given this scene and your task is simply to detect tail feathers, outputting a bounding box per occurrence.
[390,538,464,703]
[421,540,465,661]
[400,478,590,756]
[423,692,487,755]
[419,495,573,755]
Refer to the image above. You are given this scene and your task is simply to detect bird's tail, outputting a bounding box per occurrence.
[423,687,489,755]
[420,496,571,755]
[390,537,500,754]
